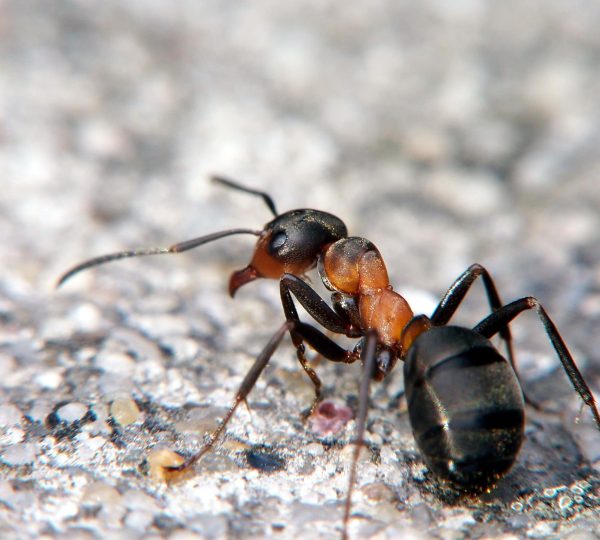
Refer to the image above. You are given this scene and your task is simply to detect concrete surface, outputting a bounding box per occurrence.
[1,1,600,539]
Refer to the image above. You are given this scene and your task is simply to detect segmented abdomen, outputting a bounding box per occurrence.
[404,326,525,489]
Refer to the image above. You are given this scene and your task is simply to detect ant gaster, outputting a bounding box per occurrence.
[58,176,600,539]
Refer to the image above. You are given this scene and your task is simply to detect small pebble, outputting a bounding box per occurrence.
[75,432,106,460]
[56,402,89,423]
[125,509,154,531]
[82,481,121,506]
[147,448,186,482]
[0,480,16,508]
[169,531,206,540]
[94,351,136,376]
[0,404,23,427]
[362,482,396,503]
[34,369,64,390]
[558,495,573,511]
[40,317,75,341]
[26,401,53,423]
[245,447,286,472]
[1,443,37,466]
[110,397,141,426]
[1,427,25,445]
[122,489,159,512]
[0,353,16,375]
[68,303,103,332]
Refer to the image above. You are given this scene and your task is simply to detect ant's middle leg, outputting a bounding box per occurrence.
[431,263,514,360]
[280,273,357,414]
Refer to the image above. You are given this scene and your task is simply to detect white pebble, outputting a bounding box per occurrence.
[68,303,103,332]
[1,443,37,466]
[56,402,89,423]
[0,404,23,427]
[94,351,136,376]
[125,510,154,531]
[0,480,16,508]
[26,402,53,423]
[34,369,64,390]
[82,481,122,506]
[122,489,159,512]
[40,317,75,341]
[0,427,25,445]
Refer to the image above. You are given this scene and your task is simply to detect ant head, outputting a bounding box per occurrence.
[229,209,347,296]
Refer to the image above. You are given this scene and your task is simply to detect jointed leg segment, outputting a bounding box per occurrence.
[163,321,292,477]
[474,296,600,430]
[280,273,358,414]
[431,263,542,408]
[431,263,516,364]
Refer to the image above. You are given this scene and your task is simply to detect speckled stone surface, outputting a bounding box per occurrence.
[2,2,600,539]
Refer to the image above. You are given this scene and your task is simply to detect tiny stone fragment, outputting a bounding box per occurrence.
[0,404,23,426]
[147,448,186,482]
[1,443,37,466]
[56,402,89,424]
[82,481,122,507]
[110,397,141,426]
[245,447,286,472]
[125,509,154,531]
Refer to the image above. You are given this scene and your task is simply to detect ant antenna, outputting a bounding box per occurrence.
[56,228,261,287]
[211,175,278,217]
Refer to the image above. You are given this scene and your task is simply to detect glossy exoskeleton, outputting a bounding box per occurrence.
[58,177,600,539]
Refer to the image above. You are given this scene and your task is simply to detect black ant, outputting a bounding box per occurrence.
[58,176,600,539]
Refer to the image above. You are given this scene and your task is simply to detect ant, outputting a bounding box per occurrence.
[58,176,600,539]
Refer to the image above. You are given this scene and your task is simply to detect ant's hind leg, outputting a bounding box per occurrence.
[474,297,600,430]
[431,263,542,409]
[160,321,292,480]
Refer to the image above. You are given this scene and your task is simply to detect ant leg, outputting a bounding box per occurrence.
[431,263,513,357]
[162,321,292,478]
[281,274,357,334]
[280,274,355,415]
[430,263,541,408]
[474,297,600,430]
[289,321,358,416]
[342,330,378,540]
[294,321,354,362]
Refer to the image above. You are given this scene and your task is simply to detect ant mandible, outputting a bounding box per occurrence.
[58,176,600,539]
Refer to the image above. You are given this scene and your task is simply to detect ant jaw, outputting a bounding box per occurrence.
[229,265,260,297]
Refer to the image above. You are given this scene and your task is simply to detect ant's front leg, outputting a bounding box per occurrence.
[280,273,358,415]
[161,321,292,480]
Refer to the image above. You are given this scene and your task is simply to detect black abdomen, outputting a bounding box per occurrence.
[404,326,525,489]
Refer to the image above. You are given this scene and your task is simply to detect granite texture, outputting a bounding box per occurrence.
[2,1,600,539]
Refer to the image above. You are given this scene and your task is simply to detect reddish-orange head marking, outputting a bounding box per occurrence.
[229,209,348,297]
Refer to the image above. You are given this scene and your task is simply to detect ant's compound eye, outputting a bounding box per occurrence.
[269,232,287,254]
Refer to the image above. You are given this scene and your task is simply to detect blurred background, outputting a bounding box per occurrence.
[1,1,600,538]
